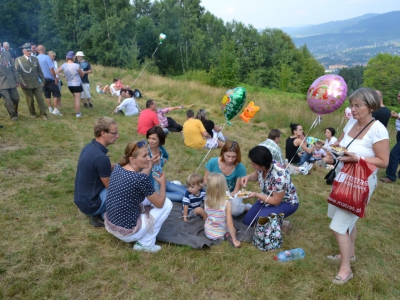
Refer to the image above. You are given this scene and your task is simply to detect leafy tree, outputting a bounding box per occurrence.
[208,38,239,87]
[364,54,400,106]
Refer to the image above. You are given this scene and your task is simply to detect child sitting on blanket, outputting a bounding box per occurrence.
[204,173,241,248]
[310,140,326,163]
[182,173,207,222]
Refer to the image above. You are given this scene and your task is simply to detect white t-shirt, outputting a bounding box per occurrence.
[61,63,82,87]
[325,136,337,147]
[117,97,139,116]
[340,118,388,164]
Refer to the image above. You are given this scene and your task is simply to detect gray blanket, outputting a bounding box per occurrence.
[157,202,254,249]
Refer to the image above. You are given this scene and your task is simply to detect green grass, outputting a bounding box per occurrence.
[1,65,400,299]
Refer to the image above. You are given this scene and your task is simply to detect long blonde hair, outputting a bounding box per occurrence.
[205,173,227,209]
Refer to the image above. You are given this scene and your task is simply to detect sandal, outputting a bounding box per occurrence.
[327,254,356,262]
[332,272,353,285]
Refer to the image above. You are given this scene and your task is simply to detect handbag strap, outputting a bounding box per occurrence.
[332,118,375,170]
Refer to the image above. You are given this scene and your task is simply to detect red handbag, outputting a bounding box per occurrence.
[327,158,377,218]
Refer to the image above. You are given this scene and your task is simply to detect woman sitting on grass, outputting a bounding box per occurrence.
[96,82,110,94]
[241,146,299,233]
[146,126,187,202]
[203,141,250,216]
[104,140,173,253]
[321,127,338,165]
[285,123,314,167]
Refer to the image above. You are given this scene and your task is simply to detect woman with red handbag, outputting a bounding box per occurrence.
[327,88,389,284]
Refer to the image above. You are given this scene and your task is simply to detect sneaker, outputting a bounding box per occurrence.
[42,115,48,120]
[305,162,314,173]
[11,117,18,121]
[89,103,93,109]
[30,115,37,118]
[84,103,88,108]
[48,107,53,114]
[89,215,105,227]
[52,109,63,116]
[76,113,82,118]
[299,166,308,175]
[133,242,162,253]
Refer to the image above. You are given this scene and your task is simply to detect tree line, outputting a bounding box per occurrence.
[339,53,400,106]
[1,0,326,92]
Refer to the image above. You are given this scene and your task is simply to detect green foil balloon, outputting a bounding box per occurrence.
[221,87,247,121]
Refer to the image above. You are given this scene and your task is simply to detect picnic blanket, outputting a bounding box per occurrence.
[157,202,254,249]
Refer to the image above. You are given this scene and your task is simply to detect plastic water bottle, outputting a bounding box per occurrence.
[274,248,305,262]
[152,164,162,193]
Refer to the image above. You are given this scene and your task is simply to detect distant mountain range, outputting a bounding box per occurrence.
[281,11,400,69]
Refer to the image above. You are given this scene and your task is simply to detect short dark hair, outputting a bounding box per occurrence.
[324,127,335,137]
[127,90,134,97]
[248,146,272,170]
[289,123,300,134]
[186,109,194,118]
[146,126,166,146]
[146,99,154,108]
[268,129,281,140]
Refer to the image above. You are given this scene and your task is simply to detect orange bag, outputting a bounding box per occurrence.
[327,159,377,218]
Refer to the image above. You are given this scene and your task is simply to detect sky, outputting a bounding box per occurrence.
[200,0,400,29]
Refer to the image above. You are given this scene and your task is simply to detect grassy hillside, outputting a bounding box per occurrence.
[1,65,399,299]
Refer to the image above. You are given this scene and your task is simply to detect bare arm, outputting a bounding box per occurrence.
[225,202,241,247]
[201,131,212,139]
[183,205,189,222]
[100,177,110,189]
[146,173,167,208]
[248,190,285,206]
[296,138,314,154]
[333,132,344,146]
[78,68,84,78]
[241,171,258,187]
[167,106,184,112]
[338,139,390,168]
[231,177,242,196]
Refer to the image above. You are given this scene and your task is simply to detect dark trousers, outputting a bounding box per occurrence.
[166,117,183,132]
[0,88,19,118]
[21,87,47,116]
[385,131,400,181]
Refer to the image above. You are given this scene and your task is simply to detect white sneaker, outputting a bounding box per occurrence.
[133,242,162,253]
[52,109,63,116]
[76,113,82,118]
[306,162,314,172]
[299,166,308,175]
[48,107,53,114]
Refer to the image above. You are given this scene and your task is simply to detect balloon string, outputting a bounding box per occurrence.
[336,117,345,134]
[195,122,227,174]
[131,46,159,87]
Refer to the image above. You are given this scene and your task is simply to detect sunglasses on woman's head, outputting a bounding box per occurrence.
[129,140,147,157]
[229,141,237,152]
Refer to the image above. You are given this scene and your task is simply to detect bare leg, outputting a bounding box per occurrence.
[74,93,81,113]
[45,97,52,109]
[194,207,207,221]
[53,97,59,109]
[333,229,354,279]
[217,140,225,148]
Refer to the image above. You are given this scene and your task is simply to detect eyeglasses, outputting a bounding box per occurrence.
[106,131,119,136]
[349,104,365,110]
[128,140,147,158]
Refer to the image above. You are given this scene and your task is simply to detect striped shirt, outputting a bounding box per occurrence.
[204,200,228,240]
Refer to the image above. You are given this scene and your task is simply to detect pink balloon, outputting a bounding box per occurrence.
[307,75,347,115]
[344,107,353,120]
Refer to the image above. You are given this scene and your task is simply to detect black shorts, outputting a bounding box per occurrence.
[68,85,83,94]
[43,79,61,98]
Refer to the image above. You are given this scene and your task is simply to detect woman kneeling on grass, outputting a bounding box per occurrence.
[104,141,173,253]
[241,146,299,231]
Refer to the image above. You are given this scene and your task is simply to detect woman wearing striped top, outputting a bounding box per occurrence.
[204,173,241,248]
